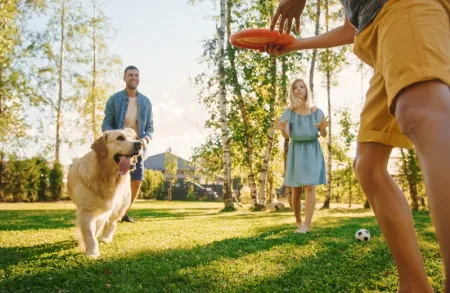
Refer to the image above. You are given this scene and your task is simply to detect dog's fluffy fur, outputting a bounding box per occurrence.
[67,128,142,259]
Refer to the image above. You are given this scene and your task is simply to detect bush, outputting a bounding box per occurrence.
[238,186,252,204]
[0,155,54,202]
[186,183,197,201]
[140,170,166,200]
[37,159,50,201]
[49,163,64,201]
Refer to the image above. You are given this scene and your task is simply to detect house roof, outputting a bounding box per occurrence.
[143,153,193,171]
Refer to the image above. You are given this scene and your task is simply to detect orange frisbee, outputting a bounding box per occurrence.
[229,28,296,50]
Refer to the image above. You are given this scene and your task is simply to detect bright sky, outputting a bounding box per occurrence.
[33,0,372,165]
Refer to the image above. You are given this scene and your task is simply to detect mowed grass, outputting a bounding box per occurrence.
[0,201,444,293]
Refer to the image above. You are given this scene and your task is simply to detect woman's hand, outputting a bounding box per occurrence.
[277,119,289,131]
[315,116,329,130]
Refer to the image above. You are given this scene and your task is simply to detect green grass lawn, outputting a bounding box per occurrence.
[0,201,444,293]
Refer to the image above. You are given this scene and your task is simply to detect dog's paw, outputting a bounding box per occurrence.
[100,237,113,244]
[78,243,86,252]
[86,250,100,259]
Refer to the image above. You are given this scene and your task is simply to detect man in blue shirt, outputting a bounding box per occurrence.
[102,65,154,223]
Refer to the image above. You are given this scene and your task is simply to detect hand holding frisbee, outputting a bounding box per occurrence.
[229,28,296,52]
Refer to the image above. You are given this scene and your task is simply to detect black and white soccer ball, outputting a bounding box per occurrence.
[355,229,370,242]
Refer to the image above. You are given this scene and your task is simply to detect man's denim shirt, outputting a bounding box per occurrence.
[101,90,154,141]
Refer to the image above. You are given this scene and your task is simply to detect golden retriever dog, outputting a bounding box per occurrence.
[67,128,143,259]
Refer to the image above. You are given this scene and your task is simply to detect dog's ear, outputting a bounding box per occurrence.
[91,134,108,158]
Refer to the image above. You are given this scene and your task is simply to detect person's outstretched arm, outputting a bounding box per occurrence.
[265,17,356,56]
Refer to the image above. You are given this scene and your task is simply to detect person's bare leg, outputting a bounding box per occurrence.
[121,180,142,223]
[298,185,316,233]
[354,142,432,292]
[127,180,142,213]
[292,187,303,229]
[395,80,450,292]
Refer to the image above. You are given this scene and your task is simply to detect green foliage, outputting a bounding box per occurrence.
[140,170,166,200]
[186,183,197,201]
[37,158,51,201]
[329,108,364,205]
[49,163,64,201]
[0,0,46,150]
[396,148,424,210]
[165,151,178,185]
[0,155,56,202]
[191,0,305,188]
[73,0,123,142]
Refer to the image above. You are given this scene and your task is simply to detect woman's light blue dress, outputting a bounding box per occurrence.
[281,108,326,187]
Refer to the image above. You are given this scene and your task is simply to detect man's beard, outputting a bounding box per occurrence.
[127,84,137,90]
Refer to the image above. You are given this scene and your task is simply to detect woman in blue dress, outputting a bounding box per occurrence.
[277,78,328,233]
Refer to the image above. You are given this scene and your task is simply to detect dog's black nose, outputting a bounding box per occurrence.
[134,141,143,151]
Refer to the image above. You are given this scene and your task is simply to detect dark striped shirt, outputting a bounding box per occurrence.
[340,0,387,34]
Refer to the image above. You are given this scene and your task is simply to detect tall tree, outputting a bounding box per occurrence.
[75,0,122,142]
[36,0,88,164]
[226,0,258,207]
[218,0,234,209]
[318,0,349,208]
[307,0,321,99]
[258,55,277,207]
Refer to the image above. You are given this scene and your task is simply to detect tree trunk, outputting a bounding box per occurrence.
[408,150,420,211]
[91,0,98,140]
[258,56,277,207]
[0,65,3,116]
[227,0,257,207]
[322,1,332,209]
[218,0,233,208]
[267,172,274,204]
[55,0,65,165]
[283,138,292,208]
[323,69,332,208]
[281,57,291,207]
[309,0,321,100]
[0,152,4,199]
[349,183,352,208]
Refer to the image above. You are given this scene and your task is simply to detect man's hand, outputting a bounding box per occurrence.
[270,0,307,35]
[139,137,150,149]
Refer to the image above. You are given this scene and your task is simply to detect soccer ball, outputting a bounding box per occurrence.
[355,229,370,242]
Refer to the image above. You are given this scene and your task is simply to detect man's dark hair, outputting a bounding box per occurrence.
[124,65,139,75]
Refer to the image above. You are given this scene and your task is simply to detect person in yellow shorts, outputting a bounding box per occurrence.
[266,0,450,292]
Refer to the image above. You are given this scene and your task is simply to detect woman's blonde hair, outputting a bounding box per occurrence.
[287,78,313,110]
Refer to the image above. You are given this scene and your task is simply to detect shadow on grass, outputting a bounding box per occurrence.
[0,208,223,231]
[0,210,76,231]
[1,215,438,293]
[0,240,78,274]
[320,207,372,214]
[0,208,441,293]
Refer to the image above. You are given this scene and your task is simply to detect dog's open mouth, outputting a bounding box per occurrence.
[114,153,138,175]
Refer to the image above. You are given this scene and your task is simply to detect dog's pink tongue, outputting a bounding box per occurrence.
[118,156,131,175]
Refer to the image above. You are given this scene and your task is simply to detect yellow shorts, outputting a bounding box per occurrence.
[354,0,450,149]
